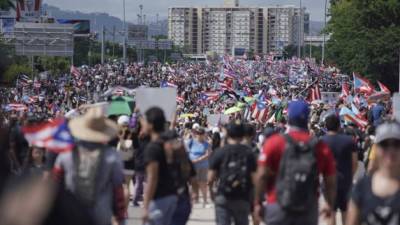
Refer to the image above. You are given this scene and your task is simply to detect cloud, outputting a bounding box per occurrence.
[44,0,327,22]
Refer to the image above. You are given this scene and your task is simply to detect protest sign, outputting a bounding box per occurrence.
[207,114,230,127]
[136,87,177,121]
[321,92,341,105]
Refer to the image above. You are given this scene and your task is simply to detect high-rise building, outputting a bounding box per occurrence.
[168,2,307,55]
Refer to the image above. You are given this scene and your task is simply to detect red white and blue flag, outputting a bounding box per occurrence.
[5,103,28,112]
[377,81,390,94]
[160,81,178,88]
[200,92,220,102]
[341,82,350,98]
[70,65,81,78]
[251,102,269,123]
[353,73,374,94]
[22,119,75,153]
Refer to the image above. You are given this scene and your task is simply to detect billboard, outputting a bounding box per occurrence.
[14,22,74,57]
[128,24,148,41]
[16,0,42,22]
[56,19,90,34]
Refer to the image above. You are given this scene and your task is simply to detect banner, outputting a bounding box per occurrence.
[321,92,340,105]
[207,114,230,127]
[136,87,177,121]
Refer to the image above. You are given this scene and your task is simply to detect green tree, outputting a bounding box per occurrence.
[3,64,31,83]
[0,0,16,10]
[326,0,400,91]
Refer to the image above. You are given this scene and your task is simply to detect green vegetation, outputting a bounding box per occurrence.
[326,0,400,90]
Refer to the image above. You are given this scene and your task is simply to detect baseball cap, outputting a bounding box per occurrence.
[288,100,309,129]
[117,115,130,126]
[375,122,400,144]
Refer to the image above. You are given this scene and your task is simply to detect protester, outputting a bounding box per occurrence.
[347,121,400,225]
[160,130,196,225]
[116,115,136,213]
[208,122,257,225]
[186,127,211,207]
[141,107,177,225]
[322,114,358,225]
[254,100,337,225]
[52,107,126,225]
[23,145,46,176]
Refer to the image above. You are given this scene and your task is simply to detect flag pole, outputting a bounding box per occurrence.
[294,79,319,99]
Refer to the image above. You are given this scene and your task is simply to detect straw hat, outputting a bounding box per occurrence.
[69,107,118,143]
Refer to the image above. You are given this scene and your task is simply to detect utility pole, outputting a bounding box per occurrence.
[398,49,400,92]
[112,25,116,58]
[122,0,127,64]
[156,13,159,24]
[322,0,327,65]
[297,0,302,58]
[139,4,143,24]
[101,25,105,64]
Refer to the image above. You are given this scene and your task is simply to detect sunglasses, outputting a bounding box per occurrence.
[378,139,400,150]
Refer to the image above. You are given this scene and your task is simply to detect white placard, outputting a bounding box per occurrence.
[136,87,177,121]
[207,114,230,127]
[393,93,400,122]
[321,92,341,105]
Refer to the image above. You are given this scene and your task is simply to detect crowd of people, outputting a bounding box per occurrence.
[0,55,397,225]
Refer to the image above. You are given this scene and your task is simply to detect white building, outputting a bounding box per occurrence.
[168,1,308,55]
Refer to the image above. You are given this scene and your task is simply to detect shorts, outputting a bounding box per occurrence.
[194,168,208,182]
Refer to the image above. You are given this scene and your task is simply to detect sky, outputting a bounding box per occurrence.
[44,0,328,22]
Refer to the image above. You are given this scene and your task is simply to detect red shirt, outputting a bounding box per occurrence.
[258,130,336,203]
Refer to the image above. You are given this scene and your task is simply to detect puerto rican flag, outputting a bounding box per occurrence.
[377,81,390,94]
[307,83,321,102]
[340,106,368,129]
[176,96,185,104]
[353,73,374,95]
[341,82,350,98]
[5,103,28,112]
[223,68,237,80]
[251,102,269,123]
[22,119,75,153]
[200,92,220,102]
[70,65,81,78]
[160,81,178,88]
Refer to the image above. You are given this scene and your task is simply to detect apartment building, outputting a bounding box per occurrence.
[168,1,308,55]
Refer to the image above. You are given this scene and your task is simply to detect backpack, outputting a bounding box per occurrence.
[218,145,250,196]
[276,134,319,212]
[72,145,105,207]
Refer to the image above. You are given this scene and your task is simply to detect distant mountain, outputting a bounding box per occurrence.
[309,21,325,36]
[43,4,168,42]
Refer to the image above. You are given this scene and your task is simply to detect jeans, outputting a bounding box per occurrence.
[148,195,178,225]
[215,197,250,225]
[170,194,192,225]
[264,203,318,225]
[133,172,145,204]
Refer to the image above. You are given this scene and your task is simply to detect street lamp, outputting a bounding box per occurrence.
[123,0,127,64]
[322,0,327,65]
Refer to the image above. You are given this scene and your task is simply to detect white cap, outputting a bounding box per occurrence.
[212,127,220,134]
[192,123,200,130]
[117,115,130,126]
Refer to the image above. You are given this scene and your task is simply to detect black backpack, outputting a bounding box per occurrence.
[218,145,250,196]
[276,134,319,212]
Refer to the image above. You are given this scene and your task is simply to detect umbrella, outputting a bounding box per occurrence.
[179,113,195,119]
[107,96,135,116]
[224,106,243,115]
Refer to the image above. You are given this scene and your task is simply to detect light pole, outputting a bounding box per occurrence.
[297,0,302,58]
[122,0,127,64]
[322,0,327,65]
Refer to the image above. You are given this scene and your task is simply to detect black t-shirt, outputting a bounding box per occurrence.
[144,141,177,199]
[352,176,400,225]
[322,134,356,190]
[209,144,257,201]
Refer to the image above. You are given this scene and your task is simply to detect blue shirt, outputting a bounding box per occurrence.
[186,139,209,169]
